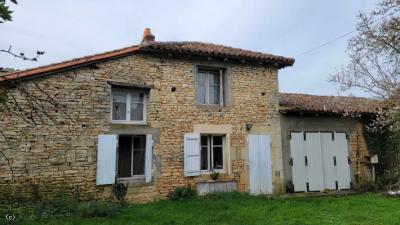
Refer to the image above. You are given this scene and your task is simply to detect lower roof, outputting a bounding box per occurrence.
[279,93,383,115]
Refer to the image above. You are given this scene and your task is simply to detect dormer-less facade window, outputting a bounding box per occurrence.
[111,89,146,123]
[196,69,224,106]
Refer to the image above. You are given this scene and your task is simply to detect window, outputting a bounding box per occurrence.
[117,135,146,178]
[112,89,145,123]
[200,135,224,171]
[196,69,224,105]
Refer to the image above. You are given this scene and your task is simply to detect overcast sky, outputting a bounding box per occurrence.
[1,0,379,97]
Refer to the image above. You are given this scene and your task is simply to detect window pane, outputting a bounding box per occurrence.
[130,103,144,121]
[112,91,127,120]
[118,136,132,178]
[133,150,145,175]
[133,136,146,149]
[209,85,220,104]
[113,91,126,102]
[200,146,208,170]
[209,72,220,86]
[112,102,126,120]
[213,147,223,169]
[201,136,208,146]
[131,92,144,103]
[197,72,206,104]
[133,136,146,175]
[213,136,223,146]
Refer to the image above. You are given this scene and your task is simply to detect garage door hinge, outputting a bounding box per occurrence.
[304,156,308,166]
[348,156,352,164]
[289,158,293,166]
[288,133,291,140]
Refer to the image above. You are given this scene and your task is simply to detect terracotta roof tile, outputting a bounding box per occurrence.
[279,93,383,114]
[140,41,294,67]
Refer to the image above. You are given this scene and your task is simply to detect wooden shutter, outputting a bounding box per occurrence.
[184,133,200,177]
[96,134,118,185]
[145,134,153,183]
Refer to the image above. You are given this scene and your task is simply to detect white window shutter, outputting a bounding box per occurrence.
[96,134,118,185]
[184,133,200,177]
[145,134,153,183]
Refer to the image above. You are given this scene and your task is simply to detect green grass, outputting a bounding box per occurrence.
[10,193,400,225]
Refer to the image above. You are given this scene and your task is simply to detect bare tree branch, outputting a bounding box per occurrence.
[0,45,45,61]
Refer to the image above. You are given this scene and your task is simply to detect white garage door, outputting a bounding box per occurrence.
[290,131,351,192]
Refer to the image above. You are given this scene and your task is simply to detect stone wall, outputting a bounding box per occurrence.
[0,53,282,202]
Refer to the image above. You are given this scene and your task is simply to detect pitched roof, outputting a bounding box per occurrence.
[140,41,294,67]
[0,42,293,83]
[279,93,383,114]
[0,45,140,83]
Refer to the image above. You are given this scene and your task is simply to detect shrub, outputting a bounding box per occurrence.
[167,187,196,201]
[286,181,294,193]
[377,173,400,191]
[112,183,128,202]
[356,181,378,193]
[210,171,220,181]
[78,201,121,218]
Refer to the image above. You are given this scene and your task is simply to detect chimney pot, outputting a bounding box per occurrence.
[141,28,155,45]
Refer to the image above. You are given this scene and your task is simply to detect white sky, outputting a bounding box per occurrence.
[0,0,379,97]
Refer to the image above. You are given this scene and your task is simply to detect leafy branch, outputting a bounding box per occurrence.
[0,0,17,23]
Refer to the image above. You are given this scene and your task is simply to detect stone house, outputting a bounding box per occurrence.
[0,29,379,202]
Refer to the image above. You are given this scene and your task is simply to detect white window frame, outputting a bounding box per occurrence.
[200,135,225,172]
[110,89,147,124]
[116,135,146,181]
[197,69,224,106]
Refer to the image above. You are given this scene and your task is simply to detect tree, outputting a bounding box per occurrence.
[329,0,400,99]
[0,0,17,23]
[329,0,400,176]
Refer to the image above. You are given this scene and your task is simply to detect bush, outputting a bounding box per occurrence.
[377,173,400,191]
[286,181,294,193]
[78,201,121,218]
[112,183,128,202]
[167,187,196,201]
[356,181,378,193]
[210,172,220,181]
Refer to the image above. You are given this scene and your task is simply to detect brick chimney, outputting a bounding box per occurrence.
[141,28,155,45]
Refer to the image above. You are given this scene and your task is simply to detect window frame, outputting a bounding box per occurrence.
[196,68,224,106]
[116,135,146,181]
[200,134,225,172]
[110,88,147,124]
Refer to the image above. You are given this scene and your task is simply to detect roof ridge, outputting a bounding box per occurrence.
[279,92,378,101]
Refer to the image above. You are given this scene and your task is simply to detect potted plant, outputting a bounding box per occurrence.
[210,171,220,181]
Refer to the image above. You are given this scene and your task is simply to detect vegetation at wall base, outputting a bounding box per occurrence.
[2,192,400,225]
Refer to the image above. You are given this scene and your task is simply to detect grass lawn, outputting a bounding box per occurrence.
[32,193,400,225]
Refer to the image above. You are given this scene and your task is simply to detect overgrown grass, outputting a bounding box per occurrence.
[0,195,121,225]
[2,193,400,225]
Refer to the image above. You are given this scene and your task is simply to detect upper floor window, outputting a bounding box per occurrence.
[112,89,146,123]
[196,69,224,105]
